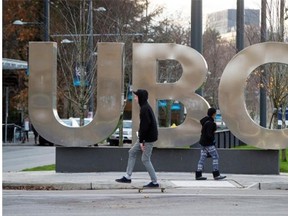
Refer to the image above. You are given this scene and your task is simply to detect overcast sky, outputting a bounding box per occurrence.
[148,0,262,28]
[151,0,261,20]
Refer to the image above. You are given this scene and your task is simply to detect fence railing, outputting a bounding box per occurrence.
[2,124,23,143]
[191,129,241,149]
[215,129,240,148]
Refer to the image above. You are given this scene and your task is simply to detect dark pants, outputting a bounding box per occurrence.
[197,145,219,171]
[22,130,29,142]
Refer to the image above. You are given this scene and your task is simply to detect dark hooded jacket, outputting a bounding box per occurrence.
[199,116,217,146]
[134,89,158,143]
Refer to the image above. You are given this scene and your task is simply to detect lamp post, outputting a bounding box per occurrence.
[59,3,106,119]
[87,2,106,117]
[88,0,94,117]
[260,0,267,127]
[88,4,106,117]
[60,39,74,44]
[236,0,244,52]
[191,0,203,96]
[43,0,50,41]
[10,1,49,141]
[13,20,42,25]
[13,0,50,41]
[4,87,9,143]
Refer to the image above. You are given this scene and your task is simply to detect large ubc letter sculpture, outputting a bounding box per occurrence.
[219,42,288,149]
[133,43,210,148]
[29,42,124,146]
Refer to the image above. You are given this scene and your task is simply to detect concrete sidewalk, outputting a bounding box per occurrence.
[3,171,288,191]
[3,142,288,191]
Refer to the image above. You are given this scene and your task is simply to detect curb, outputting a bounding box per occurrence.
[3,182,92,190]
[3,181,288,191]
[259,182,288,190]
[2,181,174,191]
[246,182,288,190]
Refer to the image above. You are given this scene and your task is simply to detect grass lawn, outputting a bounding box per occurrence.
[22,164,55,171]
[280,150,288,172]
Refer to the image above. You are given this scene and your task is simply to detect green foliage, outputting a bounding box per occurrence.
[233,145,260,150]
[280,161,288,172]
[280,150,288,172]
[22,164,55,171]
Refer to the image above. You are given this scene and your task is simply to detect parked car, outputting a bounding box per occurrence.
[72,118,93,127]
[108,120,132,146]
[215,113,227,130]
[39,135,54,146]
[38,117,92,146]
[278,120,288,129]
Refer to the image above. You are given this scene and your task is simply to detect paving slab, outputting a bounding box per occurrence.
[3,171,288,191]
[170,180,236,188]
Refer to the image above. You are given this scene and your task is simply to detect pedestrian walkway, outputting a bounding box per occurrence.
[3,171,288,191]
[2,138,39,146]
[3,142,288,191]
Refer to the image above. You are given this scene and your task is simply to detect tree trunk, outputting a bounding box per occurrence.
[165,100,172,127]
[281,149,287,162]
[273,108,279,129]
[268,109,277,129]
[281,104,287,162]
[118,115,123,147]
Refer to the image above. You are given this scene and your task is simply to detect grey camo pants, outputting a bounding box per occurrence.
[126,139,157,183]
[197,145,219,172]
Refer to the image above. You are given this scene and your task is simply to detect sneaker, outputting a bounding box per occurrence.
[143,182,159,188]
[195,171,207,180]
[213,170,226,180]
[196,176,207,180]
[115,176,131,183]
[214,175,226,180]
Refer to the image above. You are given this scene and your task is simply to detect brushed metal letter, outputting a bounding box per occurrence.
[28,42,124,146]
[219,42,288,149]
[133,43,209,148]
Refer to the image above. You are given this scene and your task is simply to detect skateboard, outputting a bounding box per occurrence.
[137,186,166,193]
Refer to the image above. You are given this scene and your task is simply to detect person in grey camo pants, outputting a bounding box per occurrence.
[115,89,159,188]
[125,140,157,184]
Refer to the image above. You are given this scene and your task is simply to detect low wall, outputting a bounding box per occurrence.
[55,147,279,174]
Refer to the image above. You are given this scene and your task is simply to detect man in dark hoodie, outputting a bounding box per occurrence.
[116,89,159,188]
[195,107,226,180]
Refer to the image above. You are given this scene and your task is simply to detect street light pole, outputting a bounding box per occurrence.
[236,0,244,52]
[191,0,203,96]
[88,0,94,117]
[58,5,105,119]
[190,0,202,54]
[13,0,49,41]
[43,0,50,41]
[4,87,9,143]
[260,0,267,127]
